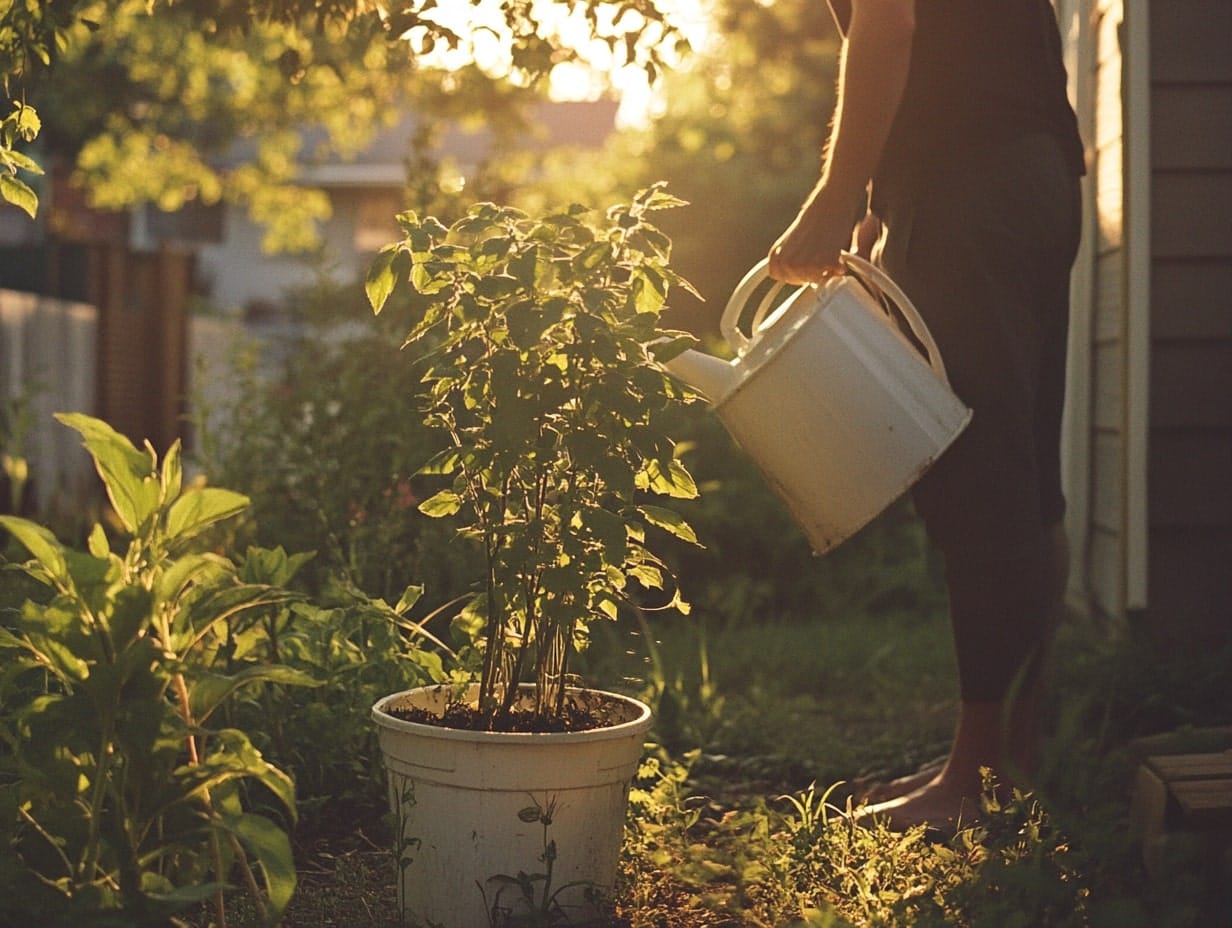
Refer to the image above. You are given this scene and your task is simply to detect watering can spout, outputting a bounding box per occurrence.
[659,348,741,403]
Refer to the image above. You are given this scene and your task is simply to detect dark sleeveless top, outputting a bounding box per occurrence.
[827,1,1085,208]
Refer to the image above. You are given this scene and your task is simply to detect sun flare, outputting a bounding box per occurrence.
[402,0,713,127]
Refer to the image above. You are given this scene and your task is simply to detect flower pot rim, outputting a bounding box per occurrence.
[371,683,652,744]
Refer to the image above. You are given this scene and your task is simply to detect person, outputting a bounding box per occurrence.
[768,0,1085,831]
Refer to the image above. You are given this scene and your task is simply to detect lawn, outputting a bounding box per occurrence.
[5,331,1228,927]
[207,510,1232,927]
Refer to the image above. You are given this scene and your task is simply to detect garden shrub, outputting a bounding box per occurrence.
[0,414,444,925]
[0,416,311,925]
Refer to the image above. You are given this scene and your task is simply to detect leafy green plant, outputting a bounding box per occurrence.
[366,185,704,729]
[0,414,317,926]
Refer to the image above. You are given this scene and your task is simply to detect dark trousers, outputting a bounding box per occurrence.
[875,131,1083,702]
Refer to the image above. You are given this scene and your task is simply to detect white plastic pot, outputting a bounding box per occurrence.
[371,685,652,928]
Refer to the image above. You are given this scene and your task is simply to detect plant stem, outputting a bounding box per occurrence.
[210,828,228,928]
[229,831,269,923]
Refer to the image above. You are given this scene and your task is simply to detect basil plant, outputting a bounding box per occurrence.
[366,185,703,729]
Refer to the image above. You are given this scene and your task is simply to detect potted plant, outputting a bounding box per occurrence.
[365,185,702,927]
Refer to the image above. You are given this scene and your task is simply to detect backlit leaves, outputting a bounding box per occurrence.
[367,187,702,725]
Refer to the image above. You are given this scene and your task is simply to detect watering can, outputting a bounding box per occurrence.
[661,252,972,555]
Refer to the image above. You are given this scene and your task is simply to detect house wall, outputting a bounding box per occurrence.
[1145,0,1232,642]
[1084,0,1130,619]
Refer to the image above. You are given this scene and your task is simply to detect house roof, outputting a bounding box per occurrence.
[240,98,620,188]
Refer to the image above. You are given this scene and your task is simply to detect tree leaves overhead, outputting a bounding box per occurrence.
[0,0,687,234]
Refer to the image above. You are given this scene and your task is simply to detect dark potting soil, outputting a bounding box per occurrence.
[385,700,622,733]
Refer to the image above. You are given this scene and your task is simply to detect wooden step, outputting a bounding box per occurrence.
[1130,750,1232,873]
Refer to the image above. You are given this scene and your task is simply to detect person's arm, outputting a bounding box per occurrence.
[768,0,914,284]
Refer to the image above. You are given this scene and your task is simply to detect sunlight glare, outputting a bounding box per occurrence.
[404,0,713,128]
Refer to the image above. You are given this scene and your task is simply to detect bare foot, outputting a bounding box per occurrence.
[854,776,982,834]
[852,755,947,804]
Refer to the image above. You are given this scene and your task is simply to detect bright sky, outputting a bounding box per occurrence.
[407,0,713,127]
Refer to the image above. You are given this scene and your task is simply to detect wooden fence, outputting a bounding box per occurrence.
[0,244,193,519]
[0,289,97,515]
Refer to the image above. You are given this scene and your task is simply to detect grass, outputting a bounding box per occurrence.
[186,513,1232,928]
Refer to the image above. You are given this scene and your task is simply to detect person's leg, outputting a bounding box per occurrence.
[856,520,1070,807]
[860,523,1068,829]
[860,133,1081,829]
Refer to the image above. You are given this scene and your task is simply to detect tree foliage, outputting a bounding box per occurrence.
[512,0,842,334]
[0,0,687,247]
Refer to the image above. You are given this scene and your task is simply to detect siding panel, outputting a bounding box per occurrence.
[1149,0,1232,83]
[1091,343,1123,430]
[1094,250,1124,342]
[1148,528,1232,644]
[1151,86,1232,171]
[1084,0,1126,622]
[1091,430,1124,531]
[1151,260,1232,339]
[1151,173,1232,259]
[1145,0,1232,641]
[1089,524,1124,618]
[1149,341,1232,428]
[1148,430,1232,527]
[1095,149,1124,254]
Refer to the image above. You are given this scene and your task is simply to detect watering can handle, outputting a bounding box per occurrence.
[838,252,953,385]
[720,253,953,385]
[719,260,786,355]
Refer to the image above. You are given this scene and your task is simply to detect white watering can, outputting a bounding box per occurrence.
[661,252,972,555]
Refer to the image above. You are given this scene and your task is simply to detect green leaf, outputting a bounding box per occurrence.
[416,448,462,476]
[631,267,668,314]
[108,584,153,652]
[638,505,700,545]
[220,812,298,920]
[164,487,249,542]
[635,185,689,211]
[0,173,38,218]
[365,244,399,313]
[190,730,297,818]
[573,240,613,273]
[584,507,628,562]
[86,522,111,558]
[161,439,184,503]
[238,545,314,586]
[395,584,425,614]
[154,551,229,605]
[0,516,68,587]
[8,102,42,141]
[411,258,451,294]
[418,489,463,518]
[629,563,664,589]
[649,332,699,364]
[508,245,538,286]
[146,882,232,909]
[56,413,160,533]
[640,457,699,500]
[190,666,322,724]
[474,274,520,300]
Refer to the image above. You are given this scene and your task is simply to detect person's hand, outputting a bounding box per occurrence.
[767,182,858,284]
[851,210,882,258]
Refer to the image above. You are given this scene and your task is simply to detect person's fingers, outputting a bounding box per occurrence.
[769,245,842,284]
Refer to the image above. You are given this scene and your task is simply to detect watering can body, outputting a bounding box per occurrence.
[662,253,972,555]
